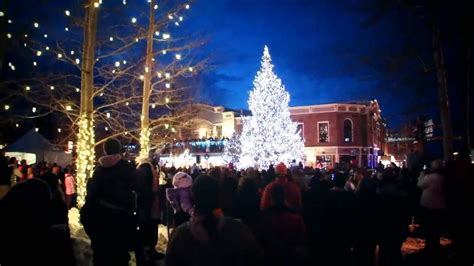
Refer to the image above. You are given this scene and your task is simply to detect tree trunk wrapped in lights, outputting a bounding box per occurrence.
[238,46,304,170]
[76,0,98,208]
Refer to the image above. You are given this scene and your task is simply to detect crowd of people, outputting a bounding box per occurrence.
[0,143,472,266]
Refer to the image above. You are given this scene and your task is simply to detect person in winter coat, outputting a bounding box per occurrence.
[64,168,76,209]
[80,138,137,266]
[0,150,11,198]
[165,175,261,266]
[135,156,163,265]
[259,185,307,266]
[418,159,446,255]
[166,172,194,226]
[261,162,302,211]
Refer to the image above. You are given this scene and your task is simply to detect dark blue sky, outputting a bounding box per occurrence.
[3,0,468,132]
[184,0,442,128]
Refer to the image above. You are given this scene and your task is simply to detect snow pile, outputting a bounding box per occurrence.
[68,208,93,266]
[157,224,172,253]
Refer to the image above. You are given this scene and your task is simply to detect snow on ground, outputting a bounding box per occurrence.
[68,208,170,266]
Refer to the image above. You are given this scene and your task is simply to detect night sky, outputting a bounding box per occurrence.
[1,0,471,132]
[185,0,444,128]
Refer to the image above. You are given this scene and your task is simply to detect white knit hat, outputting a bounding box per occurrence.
[172,172,193,188]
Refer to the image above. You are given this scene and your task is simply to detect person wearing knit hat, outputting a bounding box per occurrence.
[260,162,302,211]
[275,162,288,176]
[81,137,136,266]
[166,172,194,226]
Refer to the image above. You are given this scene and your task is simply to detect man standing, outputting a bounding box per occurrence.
[81,138,137,266]
[0,149,11,198]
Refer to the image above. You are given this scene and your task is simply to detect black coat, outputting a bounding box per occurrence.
[81,157,137,249]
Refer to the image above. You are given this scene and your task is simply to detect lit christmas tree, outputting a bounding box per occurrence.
[238,45,304,170]
[223,133,241,165]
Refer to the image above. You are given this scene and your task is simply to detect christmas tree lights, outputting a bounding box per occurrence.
[238,46,304,170]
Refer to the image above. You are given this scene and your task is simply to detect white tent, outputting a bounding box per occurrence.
[4,130,72,166]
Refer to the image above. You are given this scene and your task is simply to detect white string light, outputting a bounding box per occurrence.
[4,105,10,110]
[93,2,100,8]
[168,14,173,20]
[123,0,126,5]
[32,107,37,113]
[154,4,158,10]
[179,16,183,21]
[36,51,42,56]
[34,22,39,28]
[152,103,156,108]
[66,105,72,111]
[43,34,48,38]
[7,33,12,39]
[45,46,50,50]
[155,31,160,36]
[65,10,70,16]
[185,4,190,9]
[65,27,69,31]
[106,112,110,118]
[175,54,181,60]
[50,86,55,90]
[8,19,12,24]
[25,86,31,91]
[70,50,75,55]
[131,17,137,23]
[115,61,120,67]
[75,58,80,64]
[35,128,39,132]
[58,53,63,58]
[162,33,170,39]
[162,50,167,55]
[165,73,170,79]
[15,124,19,128]
[188,67,193,72]
[122,60,127,64]
[0,11,4,17]
[76,88,80,92]
[33,61,37,66]
[109,36,114,41]
[58,128,62,133]
[157,72,162,78]
[165,83,171,89]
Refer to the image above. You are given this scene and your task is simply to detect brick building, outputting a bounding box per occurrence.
[170,101,387,168]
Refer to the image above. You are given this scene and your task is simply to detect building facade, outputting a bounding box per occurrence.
[166,101,387,168]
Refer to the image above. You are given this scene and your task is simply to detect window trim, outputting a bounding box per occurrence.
[343,118,353,143]
[317,121,330,143]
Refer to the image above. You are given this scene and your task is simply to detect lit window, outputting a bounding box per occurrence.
[344,119,353,143]
[318,122,329,143]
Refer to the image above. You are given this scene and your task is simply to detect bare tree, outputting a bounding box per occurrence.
[1,0,204,206]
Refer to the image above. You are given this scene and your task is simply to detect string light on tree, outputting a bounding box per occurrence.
[45,46,49,50]
[70,50,75,55]
[33,22,39,28]
[7,33,12,39]
[65,27,69,31]
[185,4,190,9]
[58,53,63,59]
[165,83,171,89]
[32,107,37,113]
[65,10,70,16]
[35,128,39,132]
[154,4,158,10]
[66,105,72,111]
[93,2,100,8]
[25,86,31,91]
[162,33,170,39]
[58,128,62,133]
[4,105,10,111]
[50,86,55,90]
[131,17,137,23]
[75,58,80,64]
[33,61,37,66]
[36,51,42,56]
[15,124,19,128]
[175,54,181,60]
[109,36,114,41]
